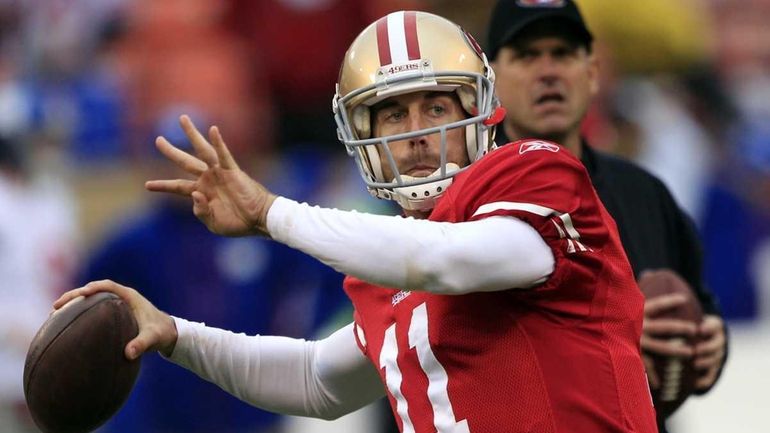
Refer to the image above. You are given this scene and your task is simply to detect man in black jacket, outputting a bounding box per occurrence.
[485,1,727,431]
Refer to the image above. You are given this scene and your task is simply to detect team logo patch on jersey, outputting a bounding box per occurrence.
[516,0,566,7]
[519,140,561,154]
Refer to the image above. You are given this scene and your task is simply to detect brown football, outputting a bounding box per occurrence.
[23,292,141,433]
[638,269,702,421]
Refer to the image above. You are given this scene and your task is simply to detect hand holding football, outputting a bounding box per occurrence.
[24,292,141,433]
[638,269,703,420]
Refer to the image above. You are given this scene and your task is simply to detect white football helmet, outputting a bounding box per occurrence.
[333,11,503,211]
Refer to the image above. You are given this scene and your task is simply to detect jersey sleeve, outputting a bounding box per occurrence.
[452,141,611,297]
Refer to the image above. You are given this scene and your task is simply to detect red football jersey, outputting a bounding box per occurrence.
[344,140,658,433]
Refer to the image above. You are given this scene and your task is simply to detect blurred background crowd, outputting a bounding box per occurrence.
[0,0,768,432]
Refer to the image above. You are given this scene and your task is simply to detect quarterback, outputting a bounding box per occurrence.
[56,11,657,433]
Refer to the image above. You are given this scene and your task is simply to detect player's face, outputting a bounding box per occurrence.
[492,36,598,144]
[372,91,469,181]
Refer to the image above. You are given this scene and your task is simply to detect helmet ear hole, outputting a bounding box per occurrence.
[363,145,385,182]
[352,106,371,139]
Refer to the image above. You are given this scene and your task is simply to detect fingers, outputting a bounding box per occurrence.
[145,179,197,196]
[695,332,725,356]
[694,333,726,371]
[180,115,219,167]
[698,315,724,336]
[694,366,719,390]
[643,317,697,337]
[155,136,208,176]
[694,351,725,369]
[644,293,688,316]
[54,280,126,309]
[53,289,86,310]
[642,355,660,389]
[641,335,694,357]
[209,126,239,170]
[55,280,175,361]
[694,315,726,361]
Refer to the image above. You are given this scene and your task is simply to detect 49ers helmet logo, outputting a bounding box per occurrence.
[516,0,566,7]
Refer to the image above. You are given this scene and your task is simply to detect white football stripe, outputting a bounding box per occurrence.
[386,12,409,64]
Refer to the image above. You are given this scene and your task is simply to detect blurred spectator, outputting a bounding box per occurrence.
[14,0,130,164]
[0,132,79,432]
[574,0,721,218]
[608,76,715,219]
[698,0,770,321]
[113,0,272,159]
[226,0,421,149]
[2,6,81,428]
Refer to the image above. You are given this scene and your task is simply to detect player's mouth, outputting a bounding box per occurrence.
[406,164,439,177]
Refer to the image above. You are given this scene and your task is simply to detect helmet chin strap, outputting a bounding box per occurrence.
[390,163,460,211]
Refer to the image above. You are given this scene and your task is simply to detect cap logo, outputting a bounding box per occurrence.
[516,0,566,7]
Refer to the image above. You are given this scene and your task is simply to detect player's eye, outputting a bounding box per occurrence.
[381,110,406,123]
[428,105,446,116]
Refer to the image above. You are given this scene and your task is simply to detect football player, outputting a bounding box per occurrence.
[57,11,657,433]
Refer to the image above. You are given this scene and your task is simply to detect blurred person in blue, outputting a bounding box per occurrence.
[701,139,770,321]
[19,1,129,164]
[697,0,770,322]
[78,111,349,433]
[700,105,770,321]
[484,0,727,431]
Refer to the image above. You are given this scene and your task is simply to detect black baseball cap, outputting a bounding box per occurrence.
[487,0,593,60]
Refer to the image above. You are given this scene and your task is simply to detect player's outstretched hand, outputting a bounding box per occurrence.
[146,115,277,237]
[53,280,178,360]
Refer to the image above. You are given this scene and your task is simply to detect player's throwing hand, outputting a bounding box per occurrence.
[53,280,178,360]
[145,115,277,237]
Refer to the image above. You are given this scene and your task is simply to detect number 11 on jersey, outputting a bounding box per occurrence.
[379,302,470,433]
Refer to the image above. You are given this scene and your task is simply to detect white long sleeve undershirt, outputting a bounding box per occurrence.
[267,197,554,293]
[166,198,557,420]
[167,318,384,420]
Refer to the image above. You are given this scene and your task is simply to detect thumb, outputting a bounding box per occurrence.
[125,335,152,360]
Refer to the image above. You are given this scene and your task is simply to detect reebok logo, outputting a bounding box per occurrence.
[519,140,561,154]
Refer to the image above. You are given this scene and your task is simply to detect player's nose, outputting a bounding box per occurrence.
[405,113,430,146]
